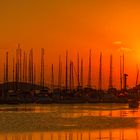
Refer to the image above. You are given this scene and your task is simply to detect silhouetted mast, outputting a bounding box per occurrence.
[58,55,62,89]
[98,52,102,90]
[136,65,139,86]
[77,53,80,88]
[80,58,83,88]
[69,60,75,93]
[40,48,45,88]
[69,61,72,93]
[88,50,91,88]
[31,48,34,85]
[28,48,34,85]
[4,52,9,94]
[19,46,22,82]
[34,64,36,85]
[71,61,74,90]
[3,63,6,84]
[120,56,122,90]
[28,50,31,83]
[13,57,15,90]
[3,63,6,97]
[5,52,9,83]
[51,64,54,92]
[122,53,124,76]
[65,51,68,93]
[16,45,19,83]
[23,52,25,82]
[22,52,26,83]
[25,53,27,83]
[109,54,113,88]
[15,62,18,90]
[122,53,125,90]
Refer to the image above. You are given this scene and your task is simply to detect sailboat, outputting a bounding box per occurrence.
[35,48,53,104]
[5,52,20,104]
[129,67,139,108]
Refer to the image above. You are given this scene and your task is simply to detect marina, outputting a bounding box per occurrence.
[1,0,140,139]
[0,46,139,106]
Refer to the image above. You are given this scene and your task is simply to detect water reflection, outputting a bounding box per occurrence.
[0,104,139,118]
[0,129,140,140]
[0,104,140,139]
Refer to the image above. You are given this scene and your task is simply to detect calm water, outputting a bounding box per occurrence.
[0,103,140,140]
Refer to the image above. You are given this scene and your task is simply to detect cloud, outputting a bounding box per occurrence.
[112,41,133,52]
[117,47,133,52]
[113,41,123,45]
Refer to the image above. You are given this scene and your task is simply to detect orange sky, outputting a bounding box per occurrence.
[0,0,140,88]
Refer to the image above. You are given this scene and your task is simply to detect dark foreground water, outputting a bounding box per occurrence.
[0,103,140,140]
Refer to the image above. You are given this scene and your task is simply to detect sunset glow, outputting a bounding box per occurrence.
[0,0,140,88]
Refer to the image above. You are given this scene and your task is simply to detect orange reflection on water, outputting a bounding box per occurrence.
[0,129,140,140]
[0,104,140,140]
